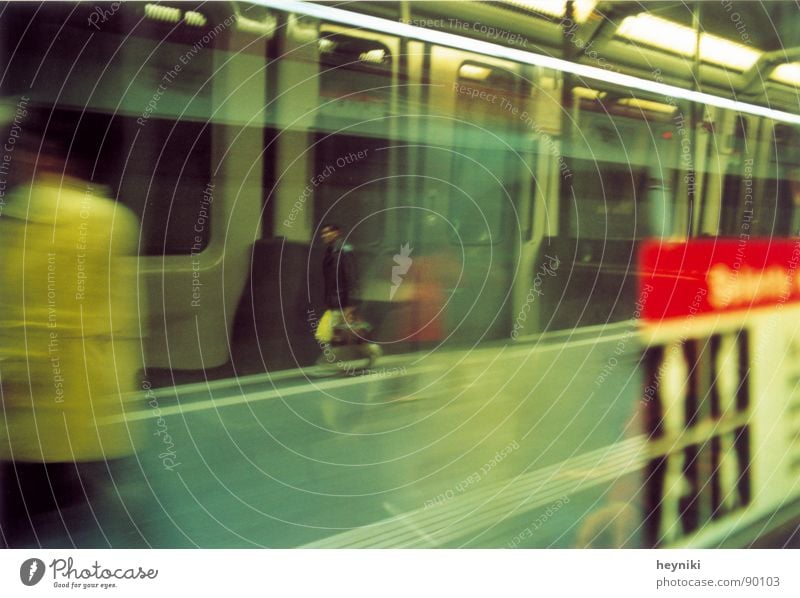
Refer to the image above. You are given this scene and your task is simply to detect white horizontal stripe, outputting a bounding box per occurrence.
[120,329,635,422]
[121,365,427,422]
[303,436,648,548]
[256,1,800,125]
[150,321,636,400]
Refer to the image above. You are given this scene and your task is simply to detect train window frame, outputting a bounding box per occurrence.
[42,107,213,257]
[318,31,392,74]
[311,132,389,249]
[448,59,521,246]
[312,30,397,248]
[316,30,393,124]
[562,158,652,240]
[561,84,690,241]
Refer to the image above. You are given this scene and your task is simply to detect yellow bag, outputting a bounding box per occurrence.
[314,309,334,343]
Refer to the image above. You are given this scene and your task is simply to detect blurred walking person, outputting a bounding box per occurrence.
[315,223,381,373]
[0,112,142,547]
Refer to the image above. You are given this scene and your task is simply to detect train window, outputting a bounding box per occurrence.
[773,124,800,166]
[753,176,794,237]
[0,3,223,107]
[564,93,683,240]
[45,109,212,256]
[313,33,394,245]
[718,118,750,236]
[448,146,509,245]
[318,33,391,71]
[453,60,521,133]
[771,125,800,235]
[116,117,213,255]
[450,61,520,245]
[718,172,800,238]
[719,172,744,236]
[727,125,800,237]
[317,33,392,124]
[566,159,652,239]
[312,133,387,246]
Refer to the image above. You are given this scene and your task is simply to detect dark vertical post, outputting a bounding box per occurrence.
[689,1,702,236]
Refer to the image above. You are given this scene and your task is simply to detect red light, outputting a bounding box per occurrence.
[661,131,673,140]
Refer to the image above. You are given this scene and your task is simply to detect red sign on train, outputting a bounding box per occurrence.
[638,238,800,322]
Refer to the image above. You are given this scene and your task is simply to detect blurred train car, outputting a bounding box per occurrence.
[2,0,800,548]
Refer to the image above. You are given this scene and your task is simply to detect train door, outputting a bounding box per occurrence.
[306,28,405,342]
[419,49,527,345]
[540,85,684,330]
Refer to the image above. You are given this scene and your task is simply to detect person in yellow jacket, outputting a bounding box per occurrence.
[0,125,143,547]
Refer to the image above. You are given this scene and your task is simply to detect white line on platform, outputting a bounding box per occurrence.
[119,329,635,422]
[121,366,426,422]
[148,322,635,399]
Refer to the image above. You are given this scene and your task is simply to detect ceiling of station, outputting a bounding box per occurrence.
[337,0,800,105]
[630,1,800,52]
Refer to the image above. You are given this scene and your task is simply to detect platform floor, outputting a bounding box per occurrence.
[5,325,794,548]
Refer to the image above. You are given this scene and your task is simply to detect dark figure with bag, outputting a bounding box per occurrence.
[321,223,359,313]
[318,224,381,368]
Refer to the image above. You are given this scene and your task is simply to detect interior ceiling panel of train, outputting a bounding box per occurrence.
[342,1,800,101]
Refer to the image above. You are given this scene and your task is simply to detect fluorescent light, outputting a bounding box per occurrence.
[572,86,603,100]
[501,0,597,24]
[618,14,695,56]
[184,11,208,27]
[617,14,761,72]
[318,38,335,53]
[459,64,493,80]
[573,88,675,112]
[700,35,760,71]
[236,13,278,37]
[253,1,800,126]
[617,98,677,114]
[771,63,800,86]
[359,49,387,64]
[144,4,181,24]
